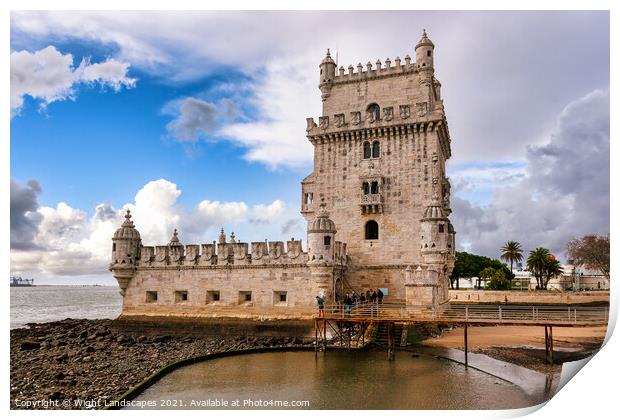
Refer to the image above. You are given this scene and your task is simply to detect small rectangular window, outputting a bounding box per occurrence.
[324,236,331,246]
[427,50,431,57]
[175,290,188,303]
[239,291,252,304]
[438,224,445,233]
[146,291,158,303]
[206,290,220,303]
[274,291,288,305]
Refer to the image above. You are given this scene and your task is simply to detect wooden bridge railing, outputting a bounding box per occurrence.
[318,302,609,326]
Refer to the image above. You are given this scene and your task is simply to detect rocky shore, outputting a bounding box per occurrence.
[10,319,315,410]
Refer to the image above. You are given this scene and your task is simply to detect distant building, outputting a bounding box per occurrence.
[10,276,34,287]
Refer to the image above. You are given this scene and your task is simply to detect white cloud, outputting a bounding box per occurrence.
[451,89,610,260]
[196,200,248,227]
[10,179,292,277]
[11,11,608,167]
[10,45,135,115]
[218,59,316,168]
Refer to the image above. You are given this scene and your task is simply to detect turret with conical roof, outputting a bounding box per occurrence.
[415,29,435,72]
[110,209,142,296]
[168,228,181,246]
[112,210,141,265]
[307,202,337,264]
[217,228,226,245]
[319,48,337,101]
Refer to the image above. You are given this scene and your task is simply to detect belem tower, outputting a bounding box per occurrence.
[110,31,456,320]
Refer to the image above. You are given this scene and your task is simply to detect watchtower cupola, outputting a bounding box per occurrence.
[415,29,435,73]
[110,209,141,296]
[307,203,337,264]
[111,209,141,266]
[319,49,337,101]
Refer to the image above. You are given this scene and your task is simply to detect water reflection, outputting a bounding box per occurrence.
[129,350,542,410]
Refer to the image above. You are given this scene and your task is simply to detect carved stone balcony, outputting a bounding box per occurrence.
[360,193,383,214]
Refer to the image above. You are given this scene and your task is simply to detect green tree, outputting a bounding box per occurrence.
[500,241,523,274]
[450,252,514,289]
[487,269,510,290]
[542,257,563,289]
[527,247,551,289]
[478,267,496,289]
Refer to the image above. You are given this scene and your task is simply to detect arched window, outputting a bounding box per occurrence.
[372,141,380,158]
[367,103,380,121]
[363,141,371,159]
[365,220,379,240]
[362,182,370,195]
[370,181,379,194]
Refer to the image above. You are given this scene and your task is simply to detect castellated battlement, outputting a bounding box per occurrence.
[110,223,348,270]
[135,236,347,268]
[333,55,420,84]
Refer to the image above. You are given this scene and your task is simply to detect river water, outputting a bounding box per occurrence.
[128,350,542,410]
[10,286,122,329]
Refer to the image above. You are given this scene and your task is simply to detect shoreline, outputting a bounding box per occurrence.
[423,324,606,374]
[10,318,605,410]
[10,318,315,410]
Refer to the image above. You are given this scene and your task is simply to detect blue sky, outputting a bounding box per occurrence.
[9,11,609,284]
[11,67,304,211]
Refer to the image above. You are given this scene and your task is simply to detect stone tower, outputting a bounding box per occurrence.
[110,210,141,296]
[302,31,455,306]
[307,202,337,265]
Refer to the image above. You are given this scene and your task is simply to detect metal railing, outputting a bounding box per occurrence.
[319,302,609,325]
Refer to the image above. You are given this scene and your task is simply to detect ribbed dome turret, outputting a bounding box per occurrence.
[422,195,447,221]
[113,210,141,240]
[309,204,336,233]
[415,29,435,49]
[321,48,336,66]
[168,228,181,246]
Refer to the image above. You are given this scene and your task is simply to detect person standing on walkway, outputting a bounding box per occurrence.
[344,293,353,316]
[316,295,325,317]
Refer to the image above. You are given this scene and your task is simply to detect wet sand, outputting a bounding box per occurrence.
[425,325,607,349]
[423,325,607,374]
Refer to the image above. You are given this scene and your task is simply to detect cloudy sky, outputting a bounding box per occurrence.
[10,11,609,284]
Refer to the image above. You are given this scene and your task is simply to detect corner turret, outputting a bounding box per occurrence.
[415,29,435,72]
[319,49,337,101]
[110,210,141,296]
[307,202,337,265]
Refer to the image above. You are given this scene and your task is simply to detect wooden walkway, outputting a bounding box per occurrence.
[314,303,609,364]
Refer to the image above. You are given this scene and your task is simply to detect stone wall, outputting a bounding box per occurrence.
[122,264,322,320]
[449,290,610,305]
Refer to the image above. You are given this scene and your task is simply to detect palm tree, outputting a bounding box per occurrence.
[527,247,550,289]
[500,241,523,274]
[543,257,563,289]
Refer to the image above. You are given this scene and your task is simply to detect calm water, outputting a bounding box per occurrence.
[10,286,122,329]
[129,351,540,410]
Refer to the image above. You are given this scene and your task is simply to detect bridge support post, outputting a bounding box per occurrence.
[544,325,550,364]
[323,319,327,353]
[549,326,554,364]
[315,319,318,354]
[464,323,468,367]
[387,322,395,361]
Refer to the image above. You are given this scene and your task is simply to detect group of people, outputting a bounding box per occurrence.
[316,288,384,317]
[341,289,384,306]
